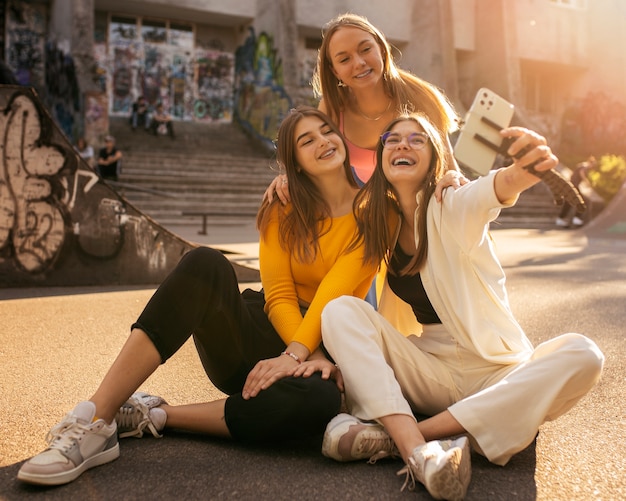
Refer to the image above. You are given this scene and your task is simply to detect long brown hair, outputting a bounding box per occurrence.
[257,106,359,262]
[354,112,450,275]
[312,13,459,138]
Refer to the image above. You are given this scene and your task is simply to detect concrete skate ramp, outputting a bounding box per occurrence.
[582,181,626,240]
[0,86,259,287]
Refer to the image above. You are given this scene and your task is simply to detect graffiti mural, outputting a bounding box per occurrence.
[234,28,292,149]
[5,2,46,89]
[194,48,234,123]
[84,91,109,144]
[104,18,234,123]
[0,87,193,286]
[45,42,81,139]
[111,43,140,114]
[0,92,68,274]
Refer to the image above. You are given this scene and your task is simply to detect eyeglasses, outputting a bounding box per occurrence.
[381,131,429,150]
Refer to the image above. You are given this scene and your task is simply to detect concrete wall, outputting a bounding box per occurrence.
[512,1,589,66]
[5,0,625,159]
[294,0,414,41]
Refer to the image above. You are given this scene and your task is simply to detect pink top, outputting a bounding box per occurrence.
[340,113,376,183]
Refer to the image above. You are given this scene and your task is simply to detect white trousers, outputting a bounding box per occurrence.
[321,296,604,466]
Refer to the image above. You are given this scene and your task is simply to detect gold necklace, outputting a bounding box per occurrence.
[355,99,392,121]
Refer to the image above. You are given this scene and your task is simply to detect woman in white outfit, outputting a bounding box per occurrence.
[316,112,604,500]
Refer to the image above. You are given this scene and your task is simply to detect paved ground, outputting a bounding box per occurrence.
[1,222,624,500]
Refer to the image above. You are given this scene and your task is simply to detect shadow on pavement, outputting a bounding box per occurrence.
[0,432,537,500]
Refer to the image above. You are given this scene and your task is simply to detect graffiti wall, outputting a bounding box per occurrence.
[0,86,194,287]
[5,2,82,140]
[4,2,46,89]
[106,18,234,124]
[44,42,81,139]
[234,28,292,149]
[194,48,234,122]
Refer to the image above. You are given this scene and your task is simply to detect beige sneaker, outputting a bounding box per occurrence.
[322,413,399,462]
[17,401,119,486]
[115,392,168,438]
[398,436,471,500]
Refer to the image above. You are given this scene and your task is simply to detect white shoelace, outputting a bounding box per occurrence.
[117,398,161,438]
[397,442,441,492]
[343,425,399,463]
[45,415,90,452]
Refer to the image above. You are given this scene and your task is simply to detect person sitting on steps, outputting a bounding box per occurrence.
[97,135,123,181]
[149,103,175,139]
[130,96,149,131]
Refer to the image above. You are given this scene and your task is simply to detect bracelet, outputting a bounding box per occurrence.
[281,351,301,364]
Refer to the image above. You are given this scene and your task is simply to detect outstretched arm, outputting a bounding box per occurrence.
[494,127,558,204]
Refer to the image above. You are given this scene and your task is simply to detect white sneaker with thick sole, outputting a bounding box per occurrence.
[322,413,399,462]
[398,436,471,501]
[116,392,167,438]
[17,401,119,486]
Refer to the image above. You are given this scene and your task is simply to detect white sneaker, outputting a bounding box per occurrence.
[555,217,569,228]
[398,436,471,501]
[116,392,167,438]
[322,413,399,462]
[571,216,584,226]
[17,401,119,486]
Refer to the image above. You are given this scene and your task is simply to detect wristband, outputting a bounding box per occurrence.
[281,351,301,364]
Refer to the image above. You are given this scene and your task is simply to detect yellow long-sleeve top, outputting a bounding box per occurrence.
[259,205,377,354]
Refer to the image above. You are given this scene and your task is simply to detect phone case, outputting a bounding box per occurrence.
[454,88,515,176]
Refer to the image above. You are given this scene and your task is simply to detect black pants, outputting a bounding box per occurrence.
[558,200,585,220]
[133,247,340,442]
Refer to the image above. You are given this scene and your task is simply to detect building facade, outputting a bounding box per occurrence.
[2,0,625,157]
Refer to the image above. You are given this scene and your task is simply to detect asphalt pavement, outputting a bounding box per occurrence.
[1,222,624,500]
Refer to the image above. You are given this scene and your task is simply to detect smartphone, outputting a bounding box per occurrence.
[454,88,515,176]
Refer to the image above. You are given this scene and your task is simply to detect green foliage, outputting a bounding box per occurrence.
[586,155,626,202]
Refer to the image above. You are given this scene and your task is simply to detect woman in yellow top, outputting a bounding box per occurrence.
[18,106,378,487]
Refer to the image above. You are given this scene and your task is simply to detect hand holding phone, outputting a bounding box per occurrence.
[454,88,585,211]
[453,88,514,176]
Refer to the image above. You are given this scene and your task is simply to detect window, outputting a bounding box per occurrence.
[109,16,137,43]
[170,23,194,49]
[305,37,321,50]
[142,19,167,44]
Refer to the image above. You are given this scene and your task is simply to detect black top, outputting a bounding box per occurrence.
[388,243,441,325]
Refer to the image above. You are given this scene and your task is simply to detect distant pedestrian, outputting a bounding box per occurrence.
[97,135,123,181]
[555,156,595,228]
[149,103,175,139]
[130,96,149,130]
[75,137,94,168]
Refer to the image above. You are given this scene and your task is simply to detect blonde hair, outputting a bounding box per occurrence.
[312,13,459,138]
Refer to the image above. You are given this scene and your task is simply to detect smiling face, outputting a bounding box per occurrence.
[293,115,347,179]
[327,26,385,90]
[381,120,433,191]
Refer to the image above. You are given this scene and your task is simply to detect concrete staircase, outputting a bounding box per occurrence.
[109,117,276,230]
[108,117,563,232]
[494,182,561,229]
